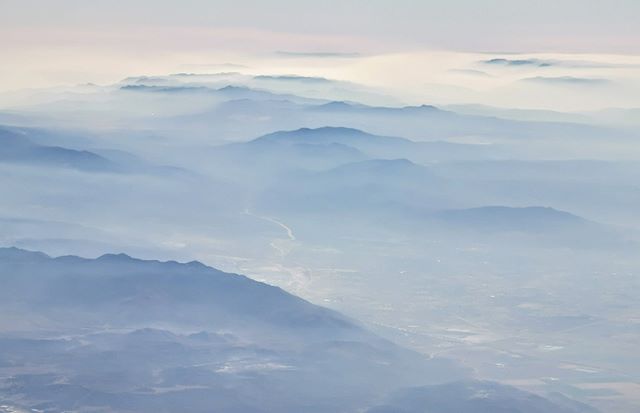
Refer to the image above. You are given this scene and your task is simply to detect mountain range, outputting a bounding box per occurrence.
[0,247,597,413]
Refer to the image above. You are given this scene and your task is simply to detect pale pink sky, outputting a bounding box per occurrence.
[2,0,640,54]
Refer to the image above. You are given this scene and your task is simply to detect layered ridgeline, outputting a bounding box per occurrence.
[0,248,595,413]
[0,128,116,172]
[211,126,500,174]
[0,126,197,179]
[112,77,633,147]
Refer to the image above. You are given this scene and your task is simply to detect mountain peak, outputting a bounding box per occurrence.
[96,252,136,262]
[310,101,444,114]
[295,126,366,134]
[253,126,380,145]
[217,85,249,92]
[0,246,49,261]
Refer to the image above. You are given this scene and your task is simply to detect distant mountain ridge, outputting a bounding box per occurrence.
[310,101,445,115]
[120,83,323,104]
[0,128,117,171]
[253,126,409,146]
[248,126,497,162]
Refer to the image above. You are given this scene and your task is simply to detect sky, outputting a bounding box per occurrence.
[3,0,640,53]
[1,1,640,110]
